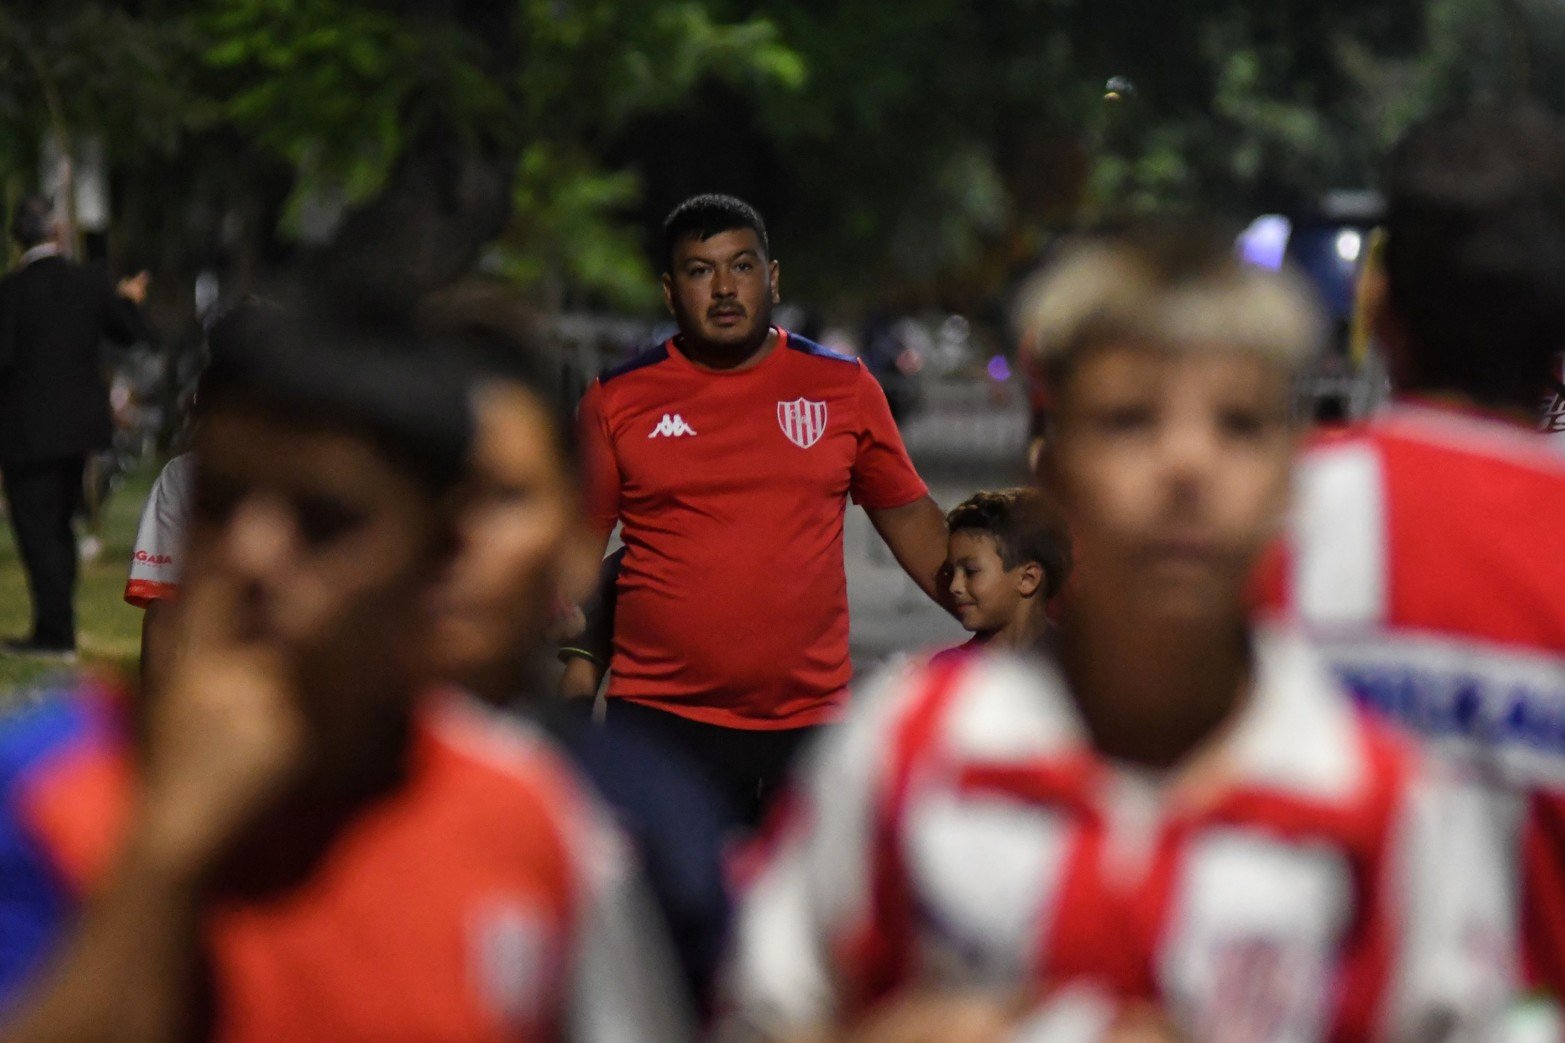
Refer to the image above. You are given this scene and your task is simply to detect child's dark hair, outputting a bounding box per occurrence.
[947,488,1072,599]
[415,282,580,478]
[661,194,769,273]
[200,298,475,496]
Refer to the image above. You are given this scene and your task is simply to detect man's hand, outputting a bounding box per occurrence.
[115,271,150,305]
[866,496,955,615]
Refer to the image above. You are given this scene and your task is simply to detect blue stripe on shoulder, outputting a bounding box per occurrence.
[785,332,857,364]
[600,343,672,385]
[0,695,95,796]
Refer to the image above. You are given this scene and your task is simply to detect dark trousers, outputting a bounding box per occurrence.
[2,456,85,647]
[601,699,823,829]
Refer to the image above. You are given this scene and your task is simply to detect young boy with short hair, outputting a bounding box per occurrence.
[938,487,1071,661]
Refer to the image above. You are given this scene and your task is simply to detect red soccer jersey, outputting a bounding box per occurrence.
[0,684,688,1042]
[578,329,928,730]
[1259,401,1565,997]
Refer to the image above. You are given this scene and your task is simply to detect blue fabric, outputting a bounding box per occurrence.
[0,695,89,1010]
[599,343,672,385]
[784,331,856,364]
[545,705,734,1015]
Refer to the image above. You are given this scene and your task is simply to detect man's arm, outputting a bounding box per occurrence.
[866,496,954,615]
[138,600,179,698]
[101,271,149,347]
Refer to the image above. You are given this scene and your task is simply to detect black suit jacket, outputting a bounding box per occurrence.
[0,255,145,465]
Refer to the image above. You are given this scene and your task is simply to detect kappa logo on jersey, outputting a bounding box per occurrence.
[648,413,697,438]
[778,398,828,449]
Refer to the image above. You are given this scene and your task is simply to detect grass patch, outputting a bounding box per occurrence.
[0,461,157,701]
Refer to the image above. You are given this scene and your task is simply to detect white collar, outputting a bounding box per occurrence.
[18,242,61,267]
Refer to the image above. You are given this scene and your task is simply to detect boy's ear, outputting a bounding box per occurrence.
[1017,561,1045,598]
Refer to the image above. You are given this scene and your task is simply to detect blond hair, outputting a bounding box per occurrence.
[1015,226,1324,387]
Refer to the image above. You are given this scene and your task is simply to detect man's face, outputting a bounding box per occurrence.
[187,407,444,723]
[1041,343,1296,625]
[662,227,779,351]
[426,384,589,693]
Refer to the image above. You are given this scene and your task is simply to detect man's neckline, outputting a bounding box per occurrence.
[667,327,785,375]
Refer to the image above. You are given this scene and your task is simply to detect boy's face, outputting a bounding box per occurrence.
[426,383,591,691]
[1041,342,1296,625]
[187,406,444,736]
[661,227,779,352]
[946,529,1039,634]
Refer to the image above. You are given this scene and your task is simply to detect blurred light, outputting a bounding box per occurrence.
[895,347,924,376]
[1237,214,1291,271]
[987,355,1012,382]
[1335,228,1363,265]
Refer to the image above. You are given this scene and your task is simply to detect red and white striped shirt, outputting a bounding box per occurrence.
[1263,402,1565,996]
[728,633,1513,1041]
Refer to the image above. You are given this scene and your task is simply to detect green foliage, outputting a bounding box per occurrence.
[497,142,658,310]
[0,0,1548,315]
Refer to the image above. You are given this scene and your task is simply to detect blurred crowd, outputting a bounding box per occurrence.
[1,101,1565,1043]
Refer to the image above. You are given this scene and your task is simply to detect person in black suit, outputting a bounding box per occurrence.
[0,196,147,656]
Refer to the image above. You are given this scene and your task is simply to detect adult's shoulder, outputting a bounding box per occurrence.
[780,330,859,368]
[599,341,675,388]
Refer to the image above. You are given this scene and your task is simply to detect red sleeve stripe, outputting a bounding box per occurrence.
[840,659,969,1014]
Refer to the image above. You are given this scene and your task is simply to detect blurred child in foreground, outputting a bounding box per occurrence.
[724,226,1513,1042]
[0,303,687,1042]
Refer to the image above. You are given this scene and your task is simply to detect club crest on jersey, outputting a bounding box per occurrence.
[777,398,828,449]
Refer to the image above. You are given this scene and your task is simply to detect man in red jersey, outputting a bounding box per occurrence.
[575,194,950,824]
[1260,104,1565,1016]
[0,305,688,1042]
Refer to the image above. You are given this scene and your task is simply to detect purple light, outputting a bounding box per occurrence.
[987,355,1012,382]
[1237,214,1291,271]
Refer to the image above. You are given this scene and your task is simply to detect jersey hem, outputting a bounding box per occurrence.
[611,693,844,731]
[123,579,179,608]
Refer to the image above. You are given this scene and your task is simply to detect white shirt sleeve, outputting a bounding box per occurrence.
[565,805,694,1043]
[125,454,195,606]
[721,662,919,1041]
[1381,763,1519,1042]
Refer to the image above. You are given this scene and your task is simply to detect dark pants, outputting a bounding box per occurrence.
[601,699,823,829]
[2,456,85,648]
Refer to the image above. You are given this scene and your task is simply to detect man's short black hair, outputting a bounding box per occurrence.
[8,196,53,249]
[661,194,769,273]
[947,488,1073,600]
[1383,103,1565,408]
